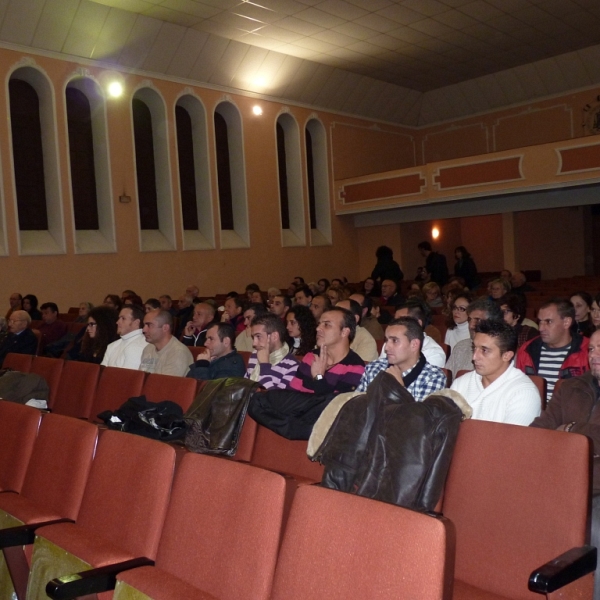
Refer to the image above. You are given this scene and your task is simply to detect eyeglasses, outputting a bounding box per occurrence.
[86,322,97,328]
[451,305,467,312]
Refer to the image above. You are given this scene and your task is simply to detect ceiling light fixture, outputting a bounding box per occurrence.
[252,105,263,116]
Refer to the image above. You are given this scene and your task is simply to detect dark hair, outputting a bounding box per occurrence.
[287,305,317,356]
[245,283,260,293]
[211,322,236,345]
[295,285,313,300]
[455,245,471,259]
[467,297,503,321]
[331,278,344,287]
[153,309,174,330]
[540,298,575,322]
[159,294,172,302]
[294,276,305,284]
[145,298,161,310]
[345,299,362,323]
[375,245,394,260]
[40,302,59,313]
[500,293,527,325]
[104,294,122,312]
[398,297,432,328]
[313,295,332,311]
[226,295,245,311]
[80,306,118,360]
[251,312,287,343]
[418,241,432,252]
[475,319,517,354]
[318,278,330,290]
[123,293,143,306]
[245,303,268,318]
[326,306,357,342]
[23,294,39,311]
[571,291,593,310]
[122,304,145,327]
[446,292,473,330]
[275,294,292,309]
[388,316,424,346]
[226,291,239,299]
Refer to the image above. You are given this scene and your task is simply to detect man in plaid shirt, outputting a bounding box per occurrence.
[357,316,446,400]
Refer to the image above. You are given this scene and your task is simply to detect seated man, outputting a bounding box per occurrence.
[378,279,404,324]
[336,299,378,362]
[269,294,291,321]
[350,292,384,341]
[245,313,299,389]
[290,307,365,395]
[451,320,540,426]
[159,294,176,316]
[530,327,600,600]
[5,293,22,320]
[309,295,331,322]
[445,298,503,378]
[182,302,216,347]
[39,302,68,354]
[139,310,193,377]
[294,285,313,307]
[358,316,446,400]
[236,302,268,352]
[187,323,246,380]
[174,294,194,339]
[102,304,148,370]
[0,311,37,367]
[221,296,245,334]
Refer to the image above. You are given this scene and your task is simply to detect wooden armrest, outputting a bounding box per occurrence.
[45,556,154,600]
[529,545,596,594]
[0,519,73,548]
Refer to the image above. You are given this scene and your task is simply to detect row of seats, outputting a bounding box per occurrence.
[0,398,594,599]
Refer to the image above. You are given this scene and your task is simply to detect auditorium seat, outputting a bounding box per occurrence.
[270,485,454,600]
[142,373,198,413]
[2,352,33,372]
[30,356,64,409]
[88,367,146,423]
[233,414,258,462]
[238,351,252,368]
[51,361,101,419]
[106,454,287,600]
[0,401,41,493]
[527,374,547,411]
[188,345,206,360]
[27,430,175,600]
[442,419,594,599]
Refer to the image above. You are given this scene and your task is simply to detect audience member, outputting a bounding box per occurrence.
[269,294,291,320]
[187,323,246,380]
[445,297,503,378]
[336,299,378,362]
[453,246,479,290]
[378,279,404,324]
[221,296,245,334]
[159,295,176,316]
[0,317,7,347]
[245,283,260,302]
[422,281,443,308]
[139,310,192,376]
[285,305,317,356]
[5,293,22,320]
[174,294,194,338]
[317,279,330,294]
[245,313,299,389]
[185,285,200,301]
[182,302,216,347]
[350,292,384,341]
[267,287,280,307]
[499,293,539,349]
[592,293,600,330]
[103,294,122,312]
[0,311,36,367]
[67,306,118,364]
[500,269,512,282]
[293,276,304,287]
[290,307,364,394]
[570,291,595,338]
[101,305,148,370]
[489,278,510,300]
[144,298,161,313]
[294,285,313,307]
[326,286,346,306]
[371,245,403,284]
[236,302,268,352]
[76,302,93,323]
[445,293,471,350]
[122,293,144,307]
[121,289,137,302]
[22,294,42,320]
[361,277,378,298]
[39,302,68,354]
[510,271,535,294]
[309,294,331,322]
[418,241,449,286]
[516,299,589,401]
[357,316,445,399]
[451,320,540,425]
[249,290,264,304]
[307,282,319,296]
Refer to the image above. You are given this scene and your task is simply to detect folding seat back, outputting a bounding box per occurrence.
[89,367,146,422]
[0,401,41,493]
[188,346,206,360]
[442,419,591,600]
[51,360,100,418]
[30,356,64,409]
[142,373,197,413]
[2,353,33,372]
[249,420,324,483]
[270,485,454,600]
[233,415,258,462]
[115,454,287,600]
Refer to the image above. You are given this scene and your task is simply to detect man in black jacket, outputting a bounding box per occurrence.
[0,310,37,367]
[418,241,449,286]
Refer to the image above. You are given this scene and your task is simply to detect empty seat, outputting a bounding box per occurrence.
[110,454,287,600]
[2,353,33,372]
[30,356,64,409]
[51,361,101,418]
[270,485,454,599]
[142,373,197,413]
[88,367,146,423]
[0,401,41,493]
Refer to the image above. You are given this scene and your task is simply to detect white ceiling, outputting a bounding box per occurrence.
[3,0,600,126]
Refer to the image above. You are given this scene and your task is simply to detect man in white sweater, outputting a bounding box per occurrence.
[101,304,148,370]
[451,320,541,426]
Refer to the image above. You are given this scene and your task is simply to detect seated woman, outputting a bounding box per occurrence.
[570,291,595,338]
[23,294,42,320]
[362,277,379,298]
[444,292,471,350]
[326,286,347,307]
[76,301,93,323]
[422,282,443,309]
[67,306,118,364]
[488,278,510,301]
[591,293,600,331]
[499,294,538,349]
[286,305,317,357]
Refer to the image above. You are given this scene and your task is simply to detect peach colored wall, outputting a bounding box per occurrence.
[459,214,504,273]
[356,224,403,281]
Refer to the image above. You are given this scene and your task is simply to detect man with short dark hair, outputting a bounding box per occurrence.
[350,292,384,341]
[236,302,268,352]
[0,310,37,367]
[269,294,291,320]
[5,293,22,320]
[187,322,246,380]
[159,295,175,316]
[39,302,68,353]
[102,305,148,370]
[516,299,589,400]
[139,310,193,376]
[245,313,298,389]
[378,279,404,324]
[418,241,449,286]
[451,320,540,425]
[357,316,445,399]
[336,299,378,362]
[294,285,313,307]
[221,296,245,334]
[309,295,331,322]
[182,302,216,347]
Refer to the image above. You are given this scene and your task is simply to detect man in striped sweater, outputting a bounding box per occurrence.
[245,313,299,389]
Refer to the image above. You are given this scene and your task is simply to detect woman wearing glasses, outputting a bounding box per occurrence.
[67,306,118,364]
[444,293,472,350]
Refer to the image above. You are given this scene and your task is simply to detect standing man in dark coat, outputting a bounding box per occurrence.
[418,241,449,287]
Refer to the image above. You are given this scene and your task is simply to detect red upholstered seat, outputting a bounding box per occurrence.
[2,352,33,372]
[142,373,197,413]
[88,366,146,423]
[0,400,41,493]
[270,485,454,599]
[51,360,100,418]
[30,355,64,409]
[115,454,287,600]
[443,419,592,600]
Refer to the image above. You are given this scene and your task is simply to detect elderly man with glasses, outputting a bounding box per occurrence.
[0,310,37,367]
